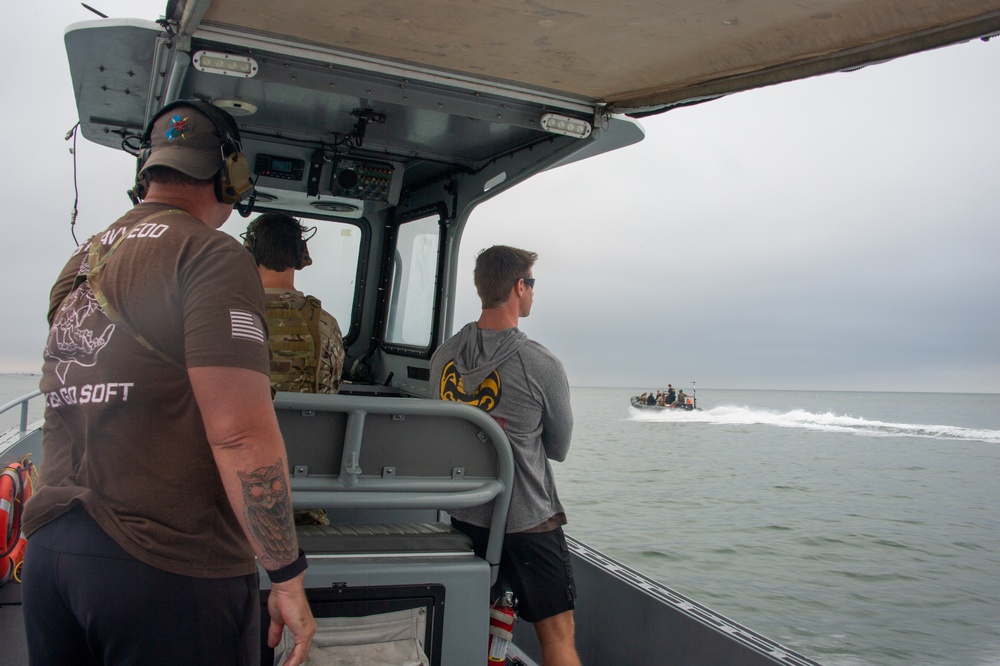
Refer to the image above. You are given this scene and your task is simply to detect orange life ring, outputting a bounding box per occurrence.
[0,459,34,585]
[0,535,26,584]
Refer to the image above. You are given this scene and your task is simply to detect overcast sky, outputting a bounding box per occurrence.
[3,2,998,393]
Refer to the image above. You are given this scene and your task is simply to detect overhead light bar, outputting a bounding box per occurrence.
[192,51,258,78]
[540,113,592,139]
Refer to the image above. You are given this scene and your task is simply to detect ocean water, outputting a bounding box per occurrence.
[0,374,43,433]
[3,378,999,665]
[558,387,1000,666]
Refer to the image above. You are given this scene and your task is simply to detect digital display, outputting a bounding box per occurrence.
[255,154,305,181]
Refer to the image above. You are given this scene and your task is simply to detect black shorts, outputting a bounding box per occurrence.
[453,518,576,623]
[21,504,260,666]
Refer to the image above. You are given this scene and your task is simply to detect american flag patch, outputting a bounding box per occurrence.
[230,309,265,343]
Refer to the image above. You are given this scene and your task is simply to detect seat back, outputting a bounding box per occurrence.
[273,392,514,583]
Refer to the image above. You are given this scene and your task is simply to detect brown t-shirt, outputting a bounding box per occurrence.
[25,203,271,578]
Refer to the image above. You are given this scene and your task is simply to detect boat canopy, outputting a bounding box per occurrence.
[187,0,1000,114]
[65,0,1000,216]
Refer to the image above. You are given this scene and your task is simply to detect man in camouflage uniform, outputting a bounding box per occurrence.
[244,212,344,395]
[246,212,345,526]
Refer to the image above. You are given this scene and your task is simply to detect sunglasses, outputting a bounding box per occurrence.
[522,277,535,289]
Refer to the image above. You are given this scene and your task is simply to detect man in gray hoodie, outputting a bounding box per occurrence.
[430,245,579,666]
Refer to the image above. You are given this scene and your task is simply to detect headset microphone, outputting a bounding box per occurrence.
[237,180,259,218]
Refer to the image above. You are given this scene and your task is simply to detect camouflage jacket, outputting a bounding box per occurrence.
[264,288,344,394]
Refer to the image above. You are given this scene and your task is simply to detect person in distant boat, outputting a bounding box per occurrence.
[22,101,315,665]
[665,385,676,405]
[431,245,581,666]
[674,389,687,408]
[646,391,657,406]
[656,390,665,407]
[244,211,344,395]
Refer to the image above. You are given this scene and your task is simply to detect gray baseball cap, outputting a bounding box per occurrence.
[138,104,229,180]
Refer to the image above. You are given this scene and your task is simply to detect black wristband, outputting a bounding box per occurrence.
[266,548,308,584]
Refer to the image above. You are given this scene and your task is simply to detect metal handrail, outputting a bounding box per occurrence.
[274,392,515,585]
[0,390,42,434]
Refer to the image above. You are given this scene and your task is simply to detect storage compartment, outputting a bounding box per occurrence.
[262,584,444,666]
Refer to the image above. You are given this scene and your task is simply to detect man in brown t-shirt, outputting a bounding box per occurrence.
[22,101,315,665]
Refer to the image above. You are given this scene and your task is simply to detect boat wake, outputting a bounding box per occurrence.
[629,404,1000,444]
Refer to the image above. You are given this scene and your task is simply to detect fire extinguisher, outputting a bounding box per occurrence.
[487,590,517,664]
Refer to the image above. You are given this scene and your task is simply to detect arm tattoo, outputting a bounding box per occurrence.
[237,458,298,567]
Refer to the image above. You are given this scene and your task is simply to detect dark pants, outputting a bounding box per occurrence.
[21,505,260,666]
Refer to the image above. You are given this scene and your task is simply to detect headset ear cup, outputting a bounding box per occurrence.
[133,171,150,201]
[218,150,254,205]
[132,147,152,201]
[243,221,258,260]
[297,238,312,269]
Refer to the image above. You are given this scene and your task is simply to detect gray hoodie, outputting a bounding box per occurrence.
[430,322,573,532]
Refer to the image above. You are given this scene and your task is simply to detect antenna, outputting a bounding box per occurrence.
[81,3,109,18]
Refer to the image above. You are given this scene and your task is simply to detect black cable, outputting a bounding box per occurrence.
[65,122,81,246]
[236,175,261,218]
[121,133,143,156]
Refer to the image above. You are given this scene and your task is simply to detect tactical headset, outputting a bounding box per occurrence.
[131,99,254,205]
[243,212,314,270]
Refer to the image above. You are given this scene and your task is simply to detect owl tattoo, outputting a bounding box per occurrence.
[237,458,297,566]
